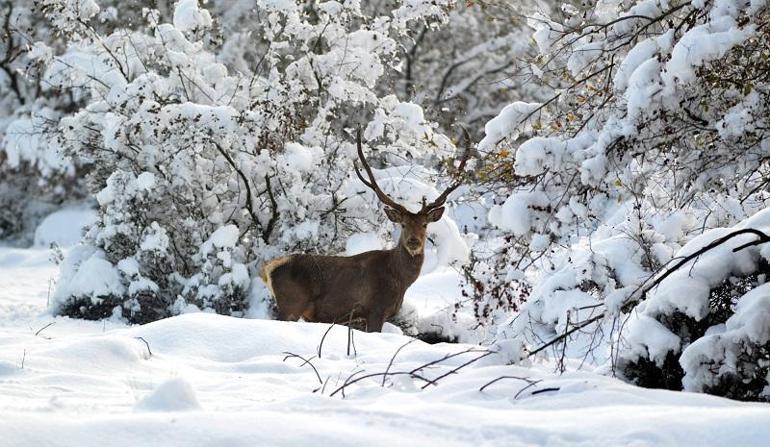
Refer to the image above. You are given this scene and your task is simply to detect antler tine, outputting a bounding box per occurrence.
[421,126,473,213]
[354,127,409,213]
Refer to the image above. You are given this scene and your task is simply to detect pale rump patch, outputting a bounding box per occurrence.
[259,256,291,296]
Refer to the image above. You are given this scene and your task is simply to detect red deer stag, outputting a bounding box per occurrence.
[260,129,470,332]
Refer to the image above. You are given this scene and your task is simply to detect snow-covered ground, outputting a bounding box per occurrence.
[2,242,770,446]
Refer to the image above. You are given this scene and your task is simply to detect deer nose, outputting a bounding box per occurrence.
[406,237,420,249]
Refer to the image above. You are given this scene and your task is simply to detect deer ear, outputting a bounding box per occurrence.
[425,207,445,223]
[384,207,403,223]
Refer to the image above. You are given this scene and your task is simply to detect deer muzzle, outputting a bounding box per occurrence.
[406,237,421,253]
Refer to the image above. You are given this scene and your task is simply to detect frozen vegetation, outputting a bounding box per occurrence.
[1,0,770,444]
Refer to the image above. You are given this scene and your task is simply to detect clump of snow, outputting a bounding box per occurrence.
[173,0,212,33]
[478,101,541,151]
[33,206,97,248]
[624,57,661,121]
[662,20,754,95]
[428,215,470,269]
[623,314,683,363]
[567,41,604,76]
[203,225,240,253]
[513,137,568,177]
[488,191,549,236]
[281,143,314,173]
[139,222,170,254]
[54,250,124,305]
[135,377,201,412]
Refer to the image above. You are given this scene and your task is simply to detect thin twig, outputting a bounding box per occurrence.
[382,339,415,387]
[134,337,152,357]
[347,325,357,358]
[329,370,434,397]
[479,375,537,392]
[282,352,323,384]
[530,387,560,396]
[514,380,544,399]
[34,322,55,337]
[420,351,495,389]
[410,348,488,374]
[317,323,335,359]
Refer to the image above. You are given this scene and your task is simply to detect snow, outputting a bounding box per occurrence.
[33,206,97,248]
[679,282,770,394]
[208,225,240,250]
[135,377,202,412]
[60,252,125,300]
[661,20,753,95]
[173,0,213,33]
[613,38,659,93]
[625,57,661,121]
[139,222,170,253]
[625,315,683,363]
[478,101,541,151]
[3,0,766,439]
[282,142,314,173]
[488,191,549,236]
[345,232,383,255]
[3,242,770,446]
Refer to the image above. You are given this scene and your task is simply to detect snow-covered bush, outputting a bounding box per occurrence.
[619,210,770,401]
[476,0,770,394]
[0,1,88,242]
[44,0,470,323]
[369,1,545,134]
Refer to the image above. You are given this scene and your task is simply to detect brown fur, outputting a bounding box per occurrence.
[261,209,442,332]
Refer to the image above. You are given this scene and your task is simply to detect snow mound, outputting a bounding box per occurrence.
[1,285,770,445]
[33,206,97,248]
[135,377,201,412]
[125,313,410,362]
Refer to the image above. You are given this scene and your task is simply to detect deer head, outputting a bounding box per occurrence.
[354,128,470,257]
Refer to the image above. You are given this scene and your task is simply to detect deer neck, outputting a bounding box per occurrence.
[388,243,424,287]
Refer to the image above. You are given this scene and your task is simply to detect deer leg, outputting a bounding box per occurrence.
[272,278,310,322]
[275,294,308,322]
[277,307,300,321]
[365,313,385,333]
[301,303,316,322]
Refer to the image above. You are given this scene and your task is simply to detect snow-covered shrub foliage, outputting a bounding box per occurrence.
[477,0,770,386]
[619,210,770,401]
[0,0,170,243]
[0,1,87,242]
[369,1,545,135]
[45,0,470,323]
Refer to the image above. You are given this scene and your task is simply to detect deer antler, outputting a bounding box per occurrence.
[419,126,472,214]
[354,128,409,214]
